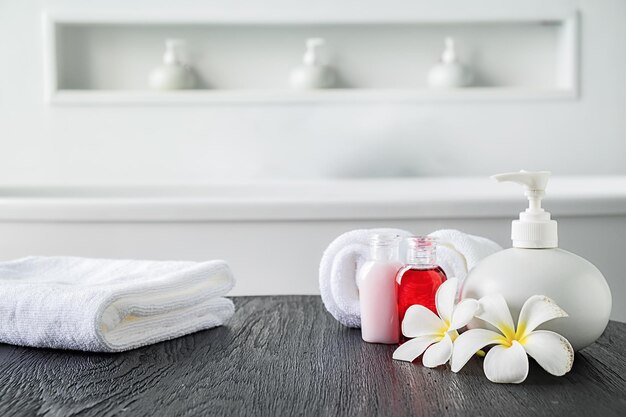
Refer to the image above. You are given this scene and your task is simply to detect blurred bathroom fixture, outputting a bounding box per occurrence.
[289,37,336,90]
[427,37,473,88]
[148,38,197,90]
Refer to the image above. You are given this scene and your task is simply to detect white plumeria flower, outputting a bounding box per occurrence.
[451,294,574,384]
[393,278,479,367]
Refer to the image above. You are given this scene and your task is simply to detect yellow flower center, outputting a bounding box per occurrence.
[438,322,459,342]
[497,322,529,346]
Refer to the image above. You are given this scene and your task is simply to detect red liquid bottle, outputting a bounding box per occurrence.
[396,236,447,341]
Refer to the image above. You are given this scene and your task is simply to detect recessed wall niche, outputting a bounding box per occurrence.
[44,8,579,105]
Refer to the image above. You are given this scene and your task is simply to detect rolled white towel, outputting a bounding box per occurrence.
[0,256,235,352]
[319,228,502,328]
[319,228,412,328]
[430,229,503,298]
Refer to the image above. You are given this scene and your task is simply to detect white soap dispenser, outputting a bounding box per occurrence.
[148,39,197,90]
[428,37,472,88]
[461,171,612,351]
[289,38,336,90]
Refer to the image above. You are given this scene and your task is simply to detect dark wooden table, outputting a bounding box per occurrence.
[0,296,624,416]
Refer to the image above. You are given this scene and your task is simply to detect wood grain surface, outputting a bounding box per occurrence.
[0,296,624,417]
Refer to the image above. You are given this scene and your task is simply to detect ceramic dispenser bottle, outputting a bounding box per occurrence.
[289,38,336,90]
[427,37,472,88]
[149,39,196,90]
[461,170,612,351]
[358,234,402,344]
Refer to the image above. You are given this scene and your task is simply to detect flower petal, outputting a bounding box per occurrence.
[476,294,516,339]
[392,335,441,362]
[522,330,574,376]
[423,333,453,368]
[435,278,459,323]
[402,304,445,338]
[483,341,529,384]
[449,299,479,330]
[516,295,568,339]
[451,328,503,373]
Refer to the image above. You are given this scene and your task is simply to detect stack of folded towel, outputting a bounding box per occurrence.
[0,256,235,352]
[319,229,502,328]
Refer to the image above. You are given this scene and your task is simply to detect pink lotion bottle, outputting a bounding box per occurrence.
[358,234,402,344]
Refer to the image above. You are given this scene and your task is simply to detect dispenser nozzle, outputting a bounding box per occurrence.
[492,170,558,248]
[441,37,457,64]
[303,37,325,66]
[492,170,550,191]
[492,170,551,211]
[163,38,187,65]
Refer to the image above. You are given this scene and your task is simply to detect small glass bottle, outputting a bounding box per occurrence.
[396,236,447,333]
[358,234,402,344]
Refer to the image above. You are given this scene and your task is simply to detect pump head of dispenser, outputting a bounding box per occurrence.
[302,38,325,66]
[492,170,558,249]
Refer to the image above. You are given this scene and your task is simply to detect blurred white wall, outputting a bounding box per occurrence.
[0,0,624,184]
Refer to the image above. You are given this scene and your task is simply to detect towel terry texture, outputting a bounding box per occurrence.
[0,256,235,352]
[319,229,502,328]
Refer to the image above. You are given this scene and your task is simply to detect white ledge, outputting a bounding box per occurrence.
[47,88,577,106]
[0,176,624,222]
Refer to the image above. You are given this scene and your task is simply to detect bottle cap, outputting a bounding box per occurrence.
[369,233,400,246]
[369,233,400,262]
[405,236,438,266]
[492,170,558,249]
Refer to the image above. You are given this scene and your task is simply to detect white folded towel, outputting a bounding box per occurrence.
[0,256,235,352]
[319,228,502,328]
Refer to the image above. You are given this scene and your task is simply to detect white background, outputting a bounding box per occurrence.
[0,0,625,184]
